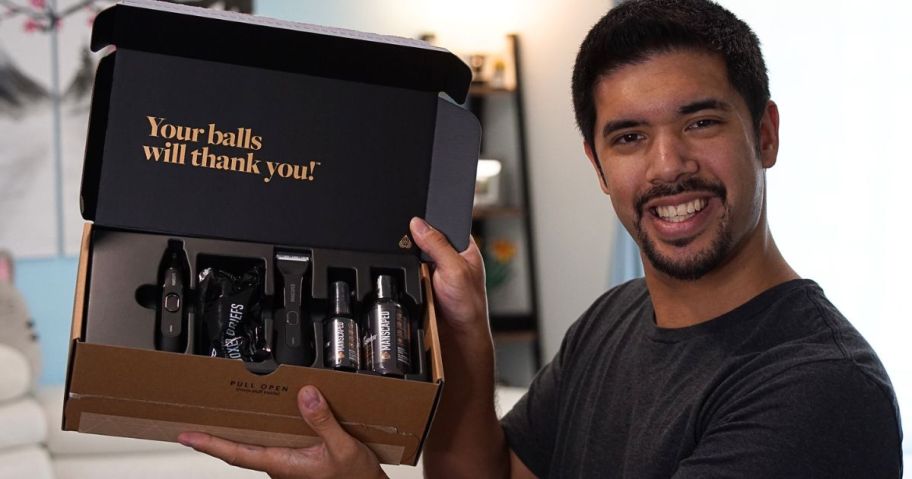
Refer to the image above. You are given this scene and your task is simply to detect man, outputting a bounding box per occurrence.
[179,0,903,477]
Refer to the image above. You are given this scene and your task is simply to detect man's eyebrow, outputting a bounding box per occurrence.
[678,98,733,115]
[601,119,645,139]
[599,99,733,139]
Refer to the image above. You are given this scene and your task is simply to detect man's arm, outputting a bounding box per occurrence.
[410,218,536,479]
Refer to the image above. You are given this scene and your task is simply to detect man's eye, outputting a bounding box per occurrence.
[614,133,643,145]
[688,119,719,129]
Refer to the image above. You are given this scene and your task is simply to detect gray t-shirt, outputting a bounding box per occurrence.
[501,279,903,478]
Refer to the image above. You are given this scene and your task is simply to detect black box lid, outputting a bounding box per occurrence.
[91,0,471,103]
[80,1,480,255]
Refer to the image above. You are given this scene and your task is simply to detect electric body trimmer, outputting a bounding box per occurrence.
[274,252,313,366]
[157,244,189,353]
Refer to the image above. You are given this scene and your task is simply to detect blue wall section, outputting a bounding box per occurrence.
[14,256,79,385]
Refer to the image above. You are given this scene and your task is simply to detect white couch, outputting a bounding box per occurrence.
[0,345,527,479]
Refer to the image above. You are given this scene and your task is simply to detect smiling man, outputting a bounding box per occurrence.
[431,0,901,476]
[488,0,903,476]
[180,0,903,477]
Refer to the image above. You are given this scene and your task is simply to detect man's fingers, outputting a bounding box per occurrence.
[178,432,293,473]
[178,390,383,477]
[460,234,485,271]
[410,217,463,270]
[298,386,355,455]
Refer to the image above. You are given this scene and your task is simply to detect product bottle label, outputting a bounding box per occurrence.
[366,301,410,375]
[324,317,359,370]
[363,333,375,370]
[396,309,410,367]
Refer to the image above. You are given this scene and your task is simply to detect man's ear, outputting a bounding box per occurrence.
[758,100,780,169]
[584,141,611,195]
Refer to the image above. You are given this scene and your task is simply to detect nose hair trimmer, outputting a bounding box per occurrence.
[157,243,189,353]
[274,252,313,366]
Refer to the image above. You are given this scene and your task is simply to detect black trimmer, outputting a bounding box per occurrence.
[156,242,189,353]
[274,252,313,366]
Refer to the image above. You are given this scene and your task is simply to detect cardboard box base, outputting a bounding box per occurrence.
[65,342,440,465]
[65,226,446,466]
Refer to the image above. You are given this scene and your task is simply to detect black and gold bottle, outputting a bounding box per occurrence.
[363,275,410,376]
[324,281,359,371]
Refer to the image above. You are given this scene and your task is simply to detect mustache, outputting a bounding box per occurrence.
[635,178,727,217]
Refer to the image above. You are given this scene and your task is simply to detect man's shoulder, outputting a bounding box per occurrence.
[697,282,903,476]
[717,280,899,433]
[681,357,904,478]
[738,279,892,385]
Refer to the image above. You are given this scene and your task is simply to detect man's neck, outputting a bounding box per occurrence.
[644,228,799,329]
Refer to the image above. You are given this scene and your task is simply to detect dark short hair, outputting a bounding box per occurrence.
[572,0,769,150]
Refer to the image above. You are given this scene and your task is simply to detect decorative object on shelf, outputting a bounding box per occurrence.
[418,32,436,45]
[468,53,487,84]
[465,51,513,88]
[490,58,507,89]
[482,238,517,291]
[474,159,503,207]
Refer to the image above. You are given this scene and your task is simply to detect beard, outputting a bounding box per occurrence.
[634,178,732,281]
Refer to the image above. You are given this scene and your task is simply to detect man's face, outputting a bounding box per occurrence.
[585,49,778,281]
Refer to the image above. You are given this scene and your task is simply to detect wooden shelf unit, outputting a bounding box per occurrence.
[468,34,542,379]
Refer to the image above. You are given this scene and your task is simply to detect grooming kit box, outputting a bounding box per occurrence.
[65,0,480,466]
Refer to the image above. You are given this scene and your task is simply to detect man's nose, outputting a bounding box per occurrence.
[645,132,698,184]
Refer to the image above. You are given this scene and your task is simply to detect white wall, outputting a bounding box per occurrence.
[255,0,617,363]
[519,3,617,362]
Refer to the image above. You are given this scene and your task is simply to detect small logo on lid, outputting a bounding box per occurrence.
[399,235,412,249]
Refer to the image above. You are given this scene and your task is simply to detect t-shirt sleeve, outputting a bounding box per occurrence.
[500,351,561,477]
[500,317,582,477]
[672,360,903,479]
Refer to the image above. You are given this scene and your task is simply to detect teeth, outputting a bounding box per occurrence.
[655,198,706,221]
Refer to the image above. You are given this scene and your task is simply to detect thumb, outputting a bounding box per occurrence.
[410,217,462,271]
[298,386,352,451]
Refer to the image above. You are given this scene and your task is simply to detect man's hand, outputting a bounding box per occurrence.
[410,219,512,477]
[178,385,386,479]
[409,217,488,332]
